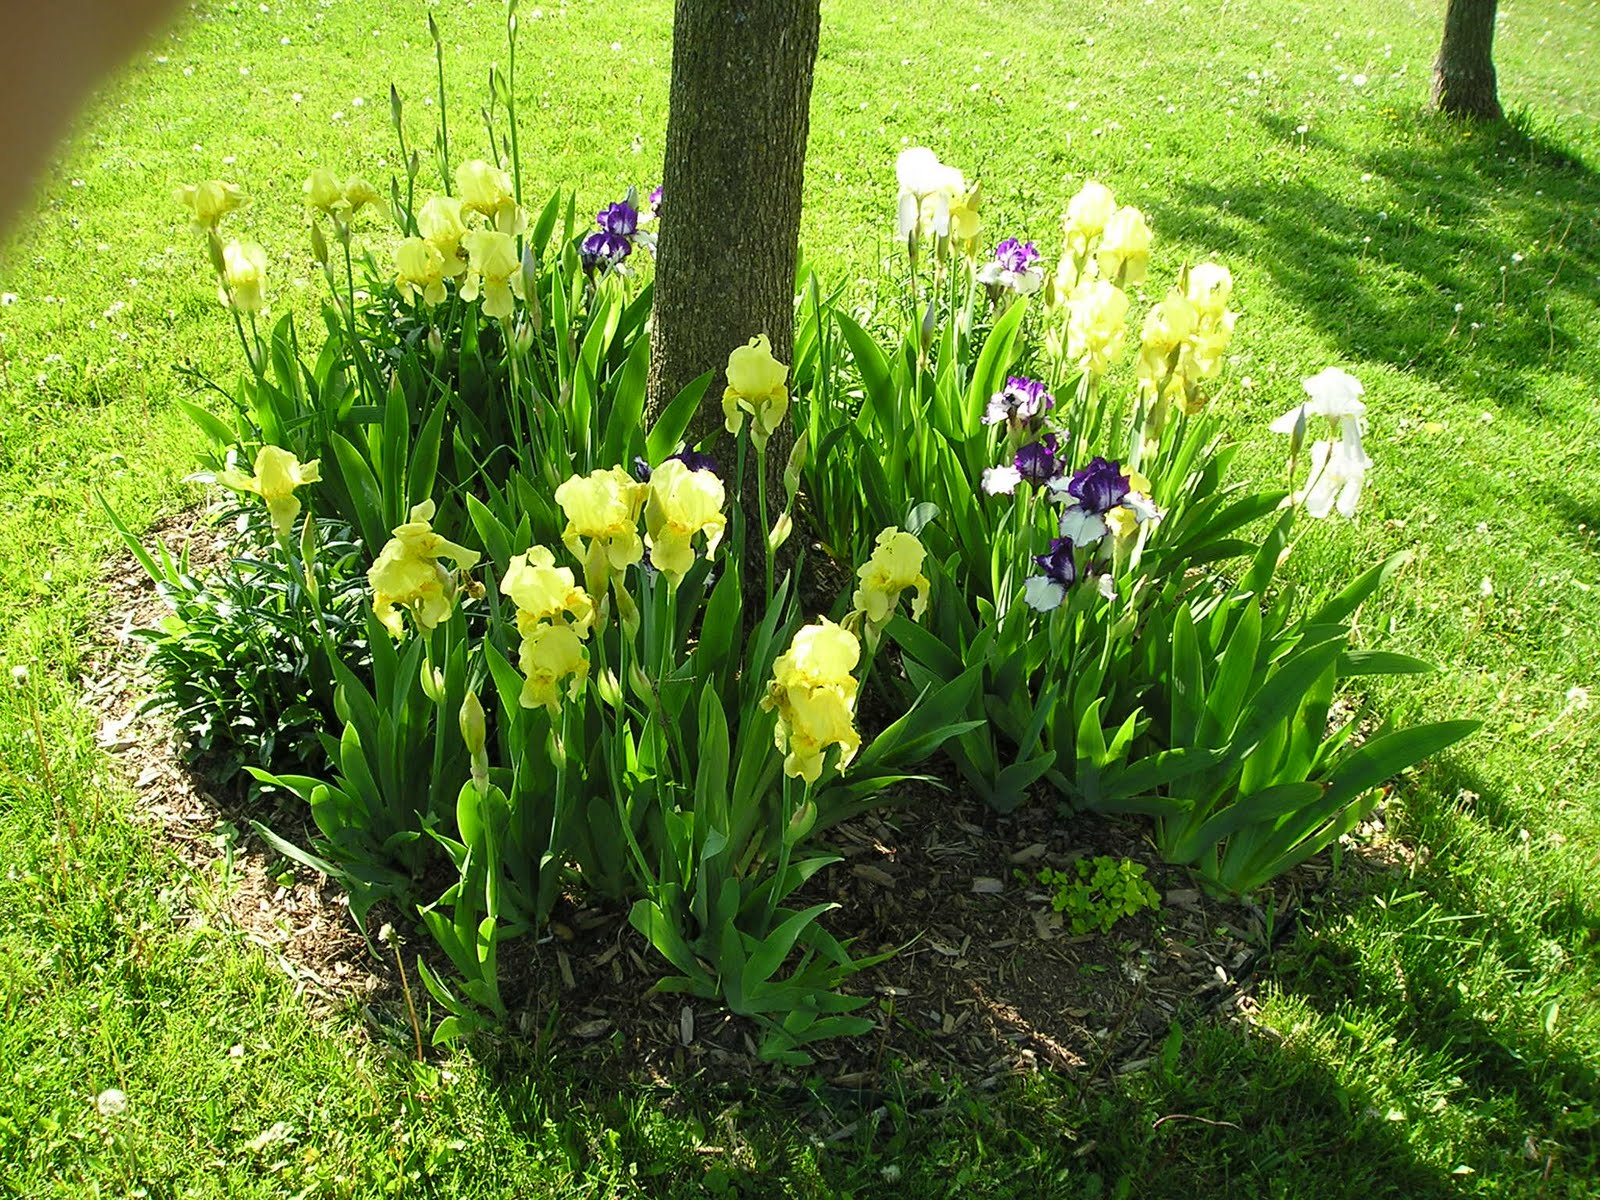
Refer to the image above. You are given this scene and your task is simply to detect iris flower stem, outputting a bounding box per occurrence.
[906,237,921,341]
[1080,371,1100,457]
[333,236,380,414]
[762,774,798,938]
[390,90,417,236]
[505,322,532,471]
[229,306,263,386]
[732,437,748,577]
[1005,484,1032,610]
[505,12,522,209]
[661,585,692,791]
[602,584,644,890]
[521,265,556,427]
[432,22,451,194]
[427,630,448,832]
[608,614,651,891]
[641,572,687,786]
[551,699,569,902]
[1129,389,1147,474]
[757,446,774,606]
[284,522,332,650]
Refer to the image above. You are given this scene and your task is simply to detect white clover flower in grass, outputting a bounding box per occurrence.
[95,1089,129,1118]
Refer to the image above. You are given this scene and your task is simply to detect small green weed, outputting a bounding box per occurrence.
[1035,856,1160,935]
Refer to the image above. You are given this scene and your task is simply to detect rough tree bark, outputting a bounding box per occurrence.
[1432,0,1503,120]
[646,0,821,559]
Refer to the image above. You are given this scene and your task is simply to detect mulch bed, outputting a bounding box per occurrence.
[81,505,1374,1100]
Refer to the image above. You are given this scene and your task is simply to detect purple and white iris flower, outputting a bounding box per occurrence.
[983,375,1055,429]
[1049,456,1131,545]
[580,230,633,273]
[598,200,640,239]
[977,237,1045,296]
[580,192,658,275]
[1022,536,1078,611]
[1014,433,1059,485]
[1060,456,1130,511]
[633,449,721,483]
[983,433,1062,495]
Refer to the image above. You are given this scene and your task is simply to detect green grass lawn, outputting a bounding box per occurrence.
[3,0,1599,1195]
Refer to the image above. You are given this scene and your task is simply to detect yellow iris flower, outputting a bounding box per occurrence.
[1108,467,1160,545]
[1066,279,1129,376]
[500,545,595,639]
[417,196,469,279]
[643,459,726,586]
[219,239,268,313]
[460,229,524,320]
[554,467,647,599]
[303,169,343,214]
[1184,263,1234,319]
[851,527,929,635]
[1136,290,1199,398]
[947,180,983,256]
[395,237,448,307]
[516,622,590,715]
[778,685,861,785]
[1063,181,1117,256]
[722,334,789,451]
[455,159,525,235]
[762,617,862,784]
[175,179,246,233]
[1177,263,1238,404]
[772,618,860,692]
[216,445,319,541]
[342,176,382,214]
[366,500,482,638]
[1097,206,1151,288]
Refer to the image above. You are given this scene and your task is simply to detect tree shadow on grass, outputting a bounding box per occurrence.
[461,1025,1482,1199]
[1149,110,1600,409]
[1261,755,1600,1191]
[1549,486,1600,556]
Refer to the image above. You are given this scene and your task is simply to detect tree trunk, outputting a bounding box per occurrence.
[1432,0,1503,120]
[646,0,820,577]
